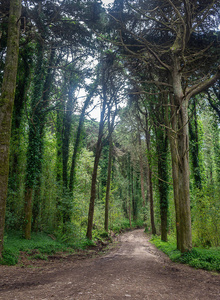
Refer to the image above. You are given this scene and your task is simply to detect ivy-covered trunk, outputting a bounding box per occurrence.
[145,114,156,235]
[156,126,169,242]
[189,99,202,189]
[9,45,32,201]
[138,133,146,210]
[127,153,132,228]
[0,0,21,255]
[23,42,45,239]
[104,137,112,232]
[62,88,76,190]
[31,48,55,232]
[166,91,181,250]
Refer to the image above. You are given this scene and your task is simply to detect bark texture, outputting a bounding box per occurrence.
[145,115,156,235]
[167,93,181,250]
[157,128,169,242]
[0,0,21,254]
[104,136,113,232]
[138,134,146,209]
[170,57,192,252]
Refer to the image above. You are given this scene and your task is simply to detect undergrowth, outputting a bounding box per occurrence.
[0,218,144,266]
[109,218,144,233]
[0,231,94,266]
[150,235,220,272]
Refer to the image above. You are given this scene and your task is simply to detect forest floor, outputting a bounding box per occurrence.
[0,229,220,300]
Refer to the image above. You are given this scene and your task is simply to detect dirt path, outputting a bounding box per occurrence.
[0,229,220,299]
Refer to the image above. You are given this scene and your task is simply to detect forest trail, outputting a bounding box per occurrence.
[0,229,220,300]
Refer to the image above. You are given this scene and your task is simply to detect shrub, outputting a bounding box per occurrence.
[151,235,220,272]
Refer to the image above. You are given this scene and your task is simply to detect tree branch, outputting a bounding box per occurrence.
[186,66,220,99]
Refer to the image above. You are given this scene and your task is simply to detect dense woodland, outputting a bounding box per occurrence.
[0,0,220,257]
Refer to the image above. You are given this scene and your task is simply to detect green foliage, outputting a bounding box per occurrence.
[5,231,67,252]
[151,235,220,272]
[0,231,76,266]
[176,249,220,271]
[109,217,144,233]
[110,217,131,232]
[191,189,220,247]
[92,228,109,240]
[32,252,48,260]
[0,248,19,266]
[150,235,180,260]
[3,0,220,266]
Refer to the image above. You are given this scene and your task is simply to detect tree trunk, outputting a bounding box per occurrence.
[138,134,146,207]
[127,153,133,227]
[157,129,169,242]
[169,130,181,249]
[166,92,181,250]
[0,0,21,255]
[86,121,104,239]
[86,85,107,240]
[23,40,44,239]
[170,58,192,252]
[138,132,147,221]
[9,47,32,198]
[59,75,78,226]
[147,164,156,235]
[176,99,192,252]
[189,99,202,189]
[104,135,113,232]
[31,48,55,232]
[131,166,138,221]
[55,106,63,227]
[128,201,132,228]
[62,92,76,190]
[69,82,98,193]
[145,114,156,235]
[23,187,33,239]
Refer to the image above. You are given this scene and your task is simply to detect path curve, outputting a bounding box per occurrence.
[0,229,220,299]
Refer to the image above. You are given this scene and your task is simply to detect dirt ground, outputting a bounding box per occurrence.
[0,229,219,300]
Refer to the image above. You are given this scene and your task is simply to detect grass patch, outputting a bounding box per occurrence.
[150,235,220,272]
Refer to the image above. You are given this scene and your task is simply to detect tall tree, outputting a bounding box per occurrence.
[104,101,117,232]
[134,99,157,234]
[23,38,46,239]
[156,125,169,241]
[9,42,34,200]
[138,130,146,212]
[86,56,108,240]
[0,0,21,255]
[144,111,156,235]
[110,0,220,252]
